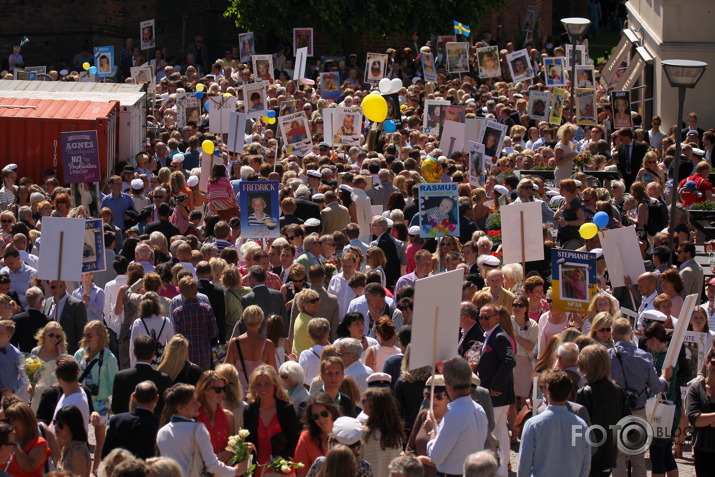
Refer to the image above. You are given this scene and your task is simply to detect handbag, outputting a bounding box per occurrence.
[513,403,533,439]
[189,423,213,477]
[645,394,677,440]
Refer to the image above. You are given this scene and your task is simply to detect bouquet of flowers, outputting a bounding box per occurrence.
[24,356,44,387]
[573,151,592,170]
[487,229,502,244]
[263,457,304,475]
[323,260,337,281]
[226,429,254,471]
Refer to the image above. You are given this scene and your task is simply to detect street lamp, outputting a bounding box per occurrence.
[561,17,591,121]
[662,59,708,265]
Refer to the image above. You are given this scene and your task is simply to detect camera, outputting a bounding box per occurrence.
[86,384,100,396]
[625,390,638,410]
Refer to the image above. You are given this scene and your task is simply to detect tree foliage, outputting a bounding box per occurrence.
[224,0,506,49]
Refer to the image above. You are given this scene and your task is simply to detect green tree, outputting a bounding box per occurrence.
[224,0,505,52]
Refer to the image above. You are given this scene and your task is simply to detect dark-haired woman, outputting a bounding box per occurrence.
[55,406,91,477]
[294,393,341,476]
[206,163,239,221]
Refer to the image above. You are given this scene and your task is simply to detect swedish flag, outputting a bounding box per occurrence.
[453,21,471,37]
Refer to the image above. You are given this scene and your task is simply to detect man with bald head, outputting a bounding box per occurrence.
[626,272,657,335]
[482,269,514,313]
[103,380,160,459]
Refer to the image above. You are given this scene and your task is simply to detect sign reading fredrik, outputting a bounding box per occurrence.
[61,130,101,183]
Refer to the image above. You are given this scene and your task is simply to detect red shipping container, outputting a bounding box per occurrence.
[0,97,119,185]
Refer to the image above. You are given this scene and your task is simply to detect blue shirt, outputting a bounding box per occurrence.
[609,341,668,409]
[0,343,25,394]
[71,283,106,323]
[0,262,37,308]
[518,404,591,477]
[100,192,135,229]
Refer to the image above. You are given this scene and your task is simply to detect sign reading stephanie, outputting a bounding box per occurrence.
[61,130,101,184]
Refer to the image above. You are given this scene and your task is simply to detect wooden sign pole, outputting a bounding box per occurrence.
[430,306,440,415]
[520,211,526,274]
[54,231,64,323]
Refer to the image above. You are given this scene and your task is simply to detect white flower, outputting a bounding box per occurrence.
[239,429,250,439]
[228,436,238,447]
[280,465,291,473]
[225,446,233,452]
[296,463,305,468]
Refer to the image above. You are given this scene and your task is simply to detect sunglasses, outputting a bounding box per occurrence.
[287,236,297,240]
[46,332,60,339]
[1,219,13,224]
[599,328,612,333]
[210,386,226,394]
[512,303,526,308]
[311,410,330,421]
[308,298,320,304]
[292,278,304,283]
[424,393,447,401]
[153,195,165,199]
[478,314,496,320]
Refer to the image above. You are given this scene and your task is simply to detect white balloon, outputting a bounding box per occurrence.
[378,77,392,94]
[390,78,403,93]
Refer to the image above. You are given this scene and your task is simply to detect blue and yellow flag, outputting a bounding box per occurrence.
[453,21,470,37]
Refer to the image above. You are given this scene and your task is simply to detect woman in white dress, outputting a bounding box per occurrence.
[30,322,67,412]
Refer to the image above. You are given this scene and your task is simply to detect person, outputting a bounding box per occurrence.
[51,355,90,430]
[617,128,649,188]
[28,321,67,412]
[214,363,246,432]
[463,450,498,477]
[295,393,341,476]
[388,455,424,477]
[482,270,515,313]
[73,321,118,473]
[128,292,174,367]
[280,360,310,408]
[10,286,48,352]
[305,416,374,477]
[172,276,218,370]
[314,356,358,418]
[196,261,226,345]
[41,280,87,354]
[361,388,405,477]
[207,164,240,221]
[299,318,331,386]
[157,334,203,386]
[72,272,105,325]
[338,338,374,396]
[156,383,248,476]
[224,305,277,391]
[511,295,538,401]
[291,288,322,356]
[588,312,615,348]
[519,370,590,477]
[575,345,629,475]
[678,241,704,301]
[243,364,301,476]
[474,305,515,476]
[554,179,585,246]
[553,124,577,187]
[370,216,403,289]
[364,316,400,372]
[53,405,91,477]
[420,357,488,477]
[686,347,715,476]
[100,175,135,231]
[103,381,160,460]
[4,402,51,477]
[237,266,288,335]
[196,370,234,463]
[0,421,16,477]
[405,374,449,477]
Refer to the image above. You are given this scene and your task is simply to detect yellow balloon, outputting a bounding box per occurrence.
[579,222,598,240]
[261,115,271,123]
[421,158,442,183]
[267,117,276,124]
[201,140,215,155]
[361,94,388,123]
[223,93,232,97]
[82,62,90,71]
[196,83,205,92]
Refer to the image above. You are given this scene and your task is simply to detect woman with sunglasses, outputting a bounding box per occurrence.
[54,405,91,477]
[636,150,665,186]
[281,264,309,312]
[196,370,235,463]
[29,322,67,412]
[292,288,322,357]
[587,312,615,349]
[295,393,341,476]
[0,211,15,242]
[406,375,450,477]
[686,347,715,476]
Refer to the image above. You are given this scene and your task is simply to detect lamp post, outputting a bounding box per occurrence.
[662,59,708,265]
[561,17,591,121]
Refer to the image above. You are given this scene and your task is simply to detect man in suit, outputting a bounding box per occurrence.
[617,128,648,188]
[196,261,226,343]
[371,216,402,289]
[458,302,484,358]
[289,265,339,351]
[236,266,288,336]
[103,380,160,460]
[42,280,87,354]
[476,304,516,477]
[10,286,48,352]
[110,335,172,416]
[482,269,515,314]
[144,202,180,241]
[320,191,350,235]
[678,241,704,301]
[141,186,172,223]
[294,185,320,222]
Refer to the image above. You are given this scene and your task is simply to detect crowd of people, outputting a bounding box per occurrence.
[1,12,715,477]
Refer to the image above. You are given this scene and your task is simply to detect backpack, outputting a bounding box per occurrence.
[140,317,167,365]
[646,199,669,236]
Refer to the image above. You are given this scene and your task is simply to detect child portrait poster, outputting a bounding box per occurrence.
[93,46,114,79]
[382,92,402,127]
[576,89,597,126]
[130,66,153,89]
[476,46,501,78]
[278,111,312,152]
[418,182,460,238]
[239,181,280,239]
[575,65,596,89]
[551,249,598,313]
[140,19,155,51]
[364,52,388,83]
[507,49,534,82]
[243,82,267,118]
[319,72,341,100]
[445,42,469,73]
[478,119,508,163]
[543,57,565,87]
[549,87,566,125]
[611,90,633,129]
[333,107,362,146]
[423,99,450,136]
[467,141,486,187]
[565,44,588,69]
[176,94,201,128]
[83,218,106,273]
[438,104,466,127]
[528,91,550,122]
[293,28,313,57]
[238,32,255,63]
[422,52,437,83]
[252,54,274,83]
[279,100,297,117]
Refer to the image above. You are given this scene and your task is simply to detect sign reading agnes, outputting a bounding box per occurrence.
[61,130,101,183]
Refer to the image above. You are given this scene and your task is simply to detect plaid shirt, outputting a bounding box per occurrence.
[172,298,217,370]
[366,181,398,209]
[238,267,282,290]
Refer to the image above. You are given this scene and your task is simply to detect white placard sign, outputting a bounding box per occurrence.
[227,112,248,153]
[208,96,237,134]
[501,202,544,264]
[600,226,646,288]
[294,47,308,81]
[199,152,217,193]
[663,294,699,371]
[322,109,335,147]
[38,217,86,282]
[409,270,463,370]
[439,120,466,157]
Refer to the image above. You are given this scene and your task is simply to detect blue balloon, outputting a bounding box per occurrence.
[593,211,609,229]
[267,110,276,118]
[383,119,396,133]
[194,91,204,99]
[88,66,98,75]
[205,101,210,111]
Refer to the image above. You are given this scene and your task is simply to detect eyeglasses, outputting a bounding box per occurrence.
[440,242,452,247]
[308,298,320,304]
[311,410,330,421]
[0,219,12,223]
[322,242,335,246]
[478,314,496,321]
[598,328,612,333]
[210,386,226,394]
[46,332,60,339]
[287,236,297,240]
[512,303,526,308]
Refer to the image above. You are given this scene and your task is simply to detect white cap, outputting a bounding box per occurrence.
[331,417,364,445]
[573,180,582,187]
[312,193,325,201]
[187,175,199,187]
[339,184,353,193]
[130,178,144,190]
[307,170,321,178]
[482,255,501,267]
[408,225,420,236]
[545,190,559,197]
[304,218,321,227]
[532,183,539,191]
[494,185,509,196]
[2,164,17,172]
[590,248,603,259]
[640,309,667,322]
[172,155,185,163]
[367,372,392,386]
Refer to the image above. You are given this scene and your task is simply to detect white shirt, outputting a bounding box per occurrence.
[48,293,69,321]
[156,421,235,477]
[344,359,373,396]
[19,250,39,269]
[103,274,128,334]
[327,272,356,319]
[129,315,175,367]
[351,188,373,243]
[54,391,90,432]
[298,344,326,385]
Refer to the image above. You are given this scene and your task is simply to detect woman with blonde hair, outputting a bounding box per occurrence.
[224,305,277,391]
[73,321,118,474]
[553,123,577,186]
[433,235,462,273]
[533,335,561,375]
[195,370,235,463]
[636,150,665,186]
[169,170,190,201]
[365,247,387,287]
[292,288,322,356]
[157,334,202,385]
[146,456,183,477]
[30,321,67,412]
[580,292,619,335]
[588,312,614,348]
[244,365,301,476]
[660,269,685,318]
[214,363,246,432]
